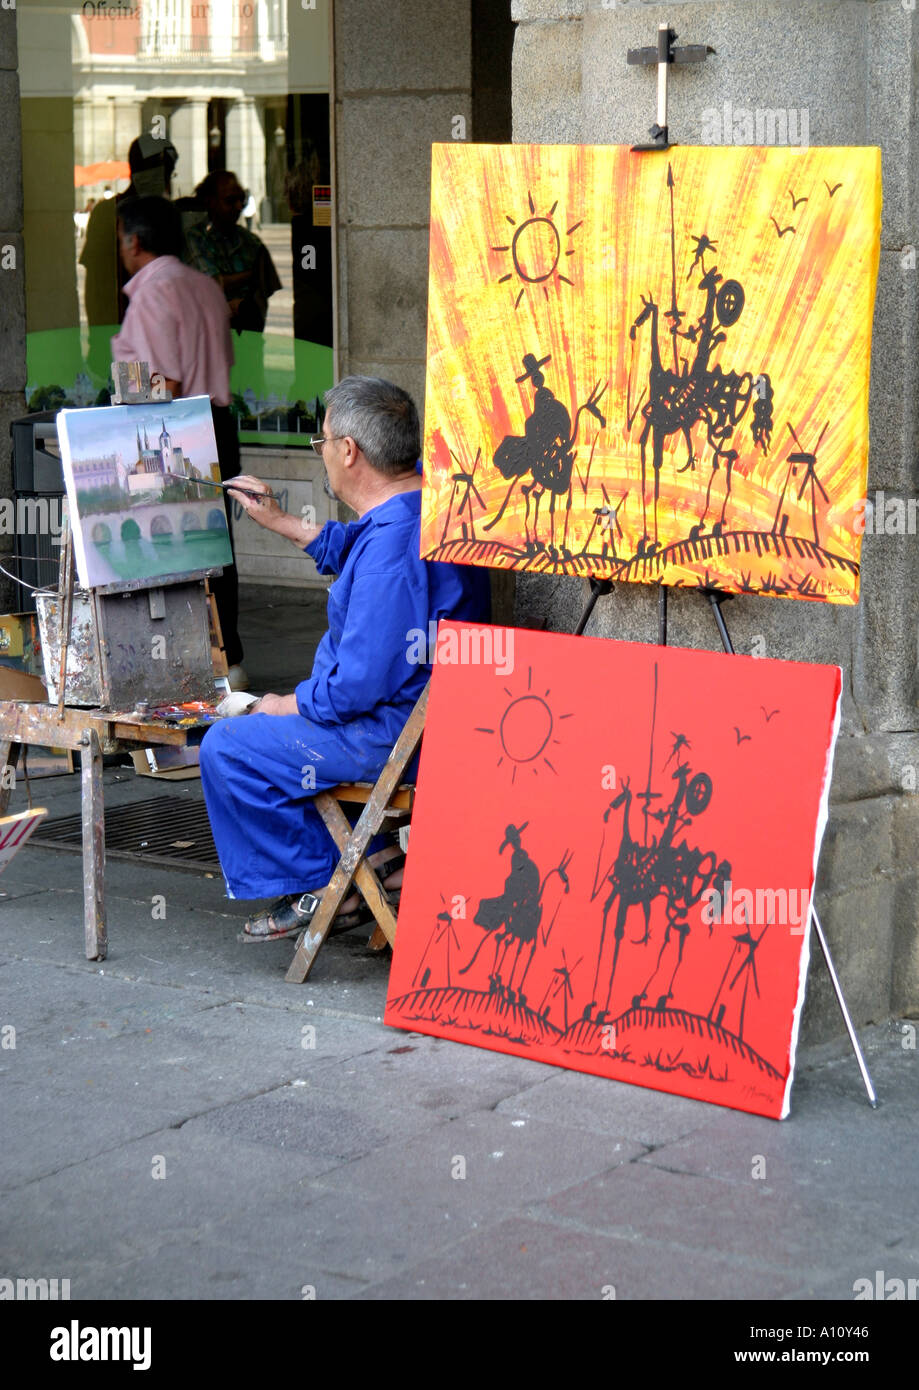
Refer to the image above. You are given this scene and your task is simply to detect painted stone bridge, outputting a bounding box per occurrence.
[88,499,229,545]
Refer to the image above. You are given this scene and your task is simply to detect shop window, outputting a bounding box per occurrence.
[19,0,333,448]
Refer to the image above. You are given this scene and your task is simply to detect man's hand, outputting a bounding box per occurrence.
[249,692,299,716]
[227,475,323,547]
[226,475,284,530]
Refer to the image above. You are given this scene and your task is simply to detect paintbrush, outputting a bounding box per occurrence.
[196,478,270,502]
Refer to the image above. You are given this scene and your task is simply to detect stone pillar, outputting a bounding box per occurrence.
[169,99,209,197]
[73,98,91,170]
[225,96,265,212]
[114,101,144,165]
[0,10,25,613]
[333,0,474,412]
[510,0,919,1043]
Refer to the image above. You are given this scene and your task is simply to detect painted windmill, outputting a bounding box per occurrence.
[708,911,770,1040]
[540,948,581,1032]
[772,421,830,546]
[581,484,628,560]
[412,904,462,989]
[440,447,485,545]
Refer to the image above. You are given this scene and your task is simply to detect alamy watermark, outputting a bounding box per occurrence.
[406,622,515,677]
[0,496,64,538]
[50,1320,151,1369]
[701,102,810,148]
[0,1276,70,1299]
[853,1270,918,1300]
[701,880,810,934]
[854,491,919,535]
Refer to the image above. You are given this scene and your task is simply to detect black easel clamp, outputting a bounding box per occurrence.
[628,23,716,152]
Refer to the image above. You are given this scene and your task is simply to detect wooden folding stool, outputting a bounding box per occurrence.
[285,682,429,984]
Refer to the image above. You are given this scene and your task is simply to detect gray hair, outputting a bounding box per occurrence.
[324,376,420,476]
[118,197,182,258]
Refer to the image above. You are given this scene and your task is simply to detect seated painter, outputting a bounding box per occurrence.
[199,375,491,941]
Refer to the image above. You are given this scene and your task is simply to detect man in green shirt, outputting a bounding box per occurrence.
[183,171,281,335]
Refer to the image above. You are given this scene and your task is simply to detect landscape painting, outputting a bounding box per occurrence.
[421,143,881,602]
[385,623,842,1119]
[57,396,233,590]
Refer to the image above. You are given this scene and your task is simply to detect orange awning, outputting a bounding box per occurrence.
[74,161,130,188]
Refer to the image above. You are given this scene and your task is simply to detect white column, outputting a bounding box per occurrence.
[72,99,91,170]
[169,99,209,197]
[114,102,143,165]
[225,97,266,210]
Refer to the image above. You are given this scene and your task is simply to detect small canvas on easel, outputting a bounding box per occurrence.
[385,623,841,1119]
[0,808,47,875]
[57,397,232,589]
[421,143,880,601]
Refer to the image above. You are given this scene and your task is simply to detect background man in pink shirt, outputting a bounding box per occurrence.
[111,197,247,688]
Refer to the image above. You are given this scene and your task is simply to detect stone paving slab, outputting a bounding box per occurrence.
[304,1028,556,1118]
[0,1127,338,1274]
[3,848,245,917]
[353,1215,805,1301]
[537,1160,906,1277]
[183,1075,448,1162]
[314,1108,640,1206]
[801,1249,919,1303]
[0,956,212,1040]
[68,1237,354,1301]
[177,1116,641,1289]
[233,1182,491,1286]
[0,886,394,1013]
[802,1037,917,1109]
[0,1083,188,1195]
[0,879,47,903]
[3,1012,390,1146]
[637,1068,919,1217]
[494,1065,727,1145]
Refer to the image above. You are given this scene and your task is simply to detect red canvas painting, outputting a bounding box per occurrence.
[385,624,841,1119]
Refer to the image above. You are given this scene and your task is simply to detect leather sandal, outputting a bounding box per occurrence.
[239,892,323,943]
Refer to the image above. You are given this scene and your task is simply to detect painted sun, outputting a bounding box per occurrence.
[491,191,582,309]
[475,665,573,783]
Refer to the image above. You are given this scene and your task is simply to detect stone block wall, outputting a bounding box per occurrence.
[511,0,919,1043]
[333,0,476,411]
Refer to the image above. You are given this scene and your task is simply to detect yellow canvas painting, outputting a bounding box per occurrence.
[421,143,881,602]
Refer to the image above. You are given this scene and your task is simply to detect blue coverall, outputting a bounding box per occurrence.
[199,490,491,898]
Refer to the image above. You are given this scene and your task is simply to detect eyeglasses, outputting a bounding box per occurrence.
[310,434,346,456]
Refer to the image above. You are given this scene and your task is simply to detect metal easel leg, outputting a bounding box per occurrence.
[809,906,878,1107]
[574,578,613,636]
[701,588,878,1107]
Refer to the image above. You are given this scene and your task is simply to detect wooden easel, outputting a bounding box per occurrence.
[0,363,223,959]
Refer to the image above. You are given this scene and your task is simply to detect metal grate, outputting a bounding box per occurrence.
[31,795,220,875]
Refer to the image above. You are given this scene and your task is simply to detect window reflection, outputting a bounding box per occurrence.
[22,0,332,446]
